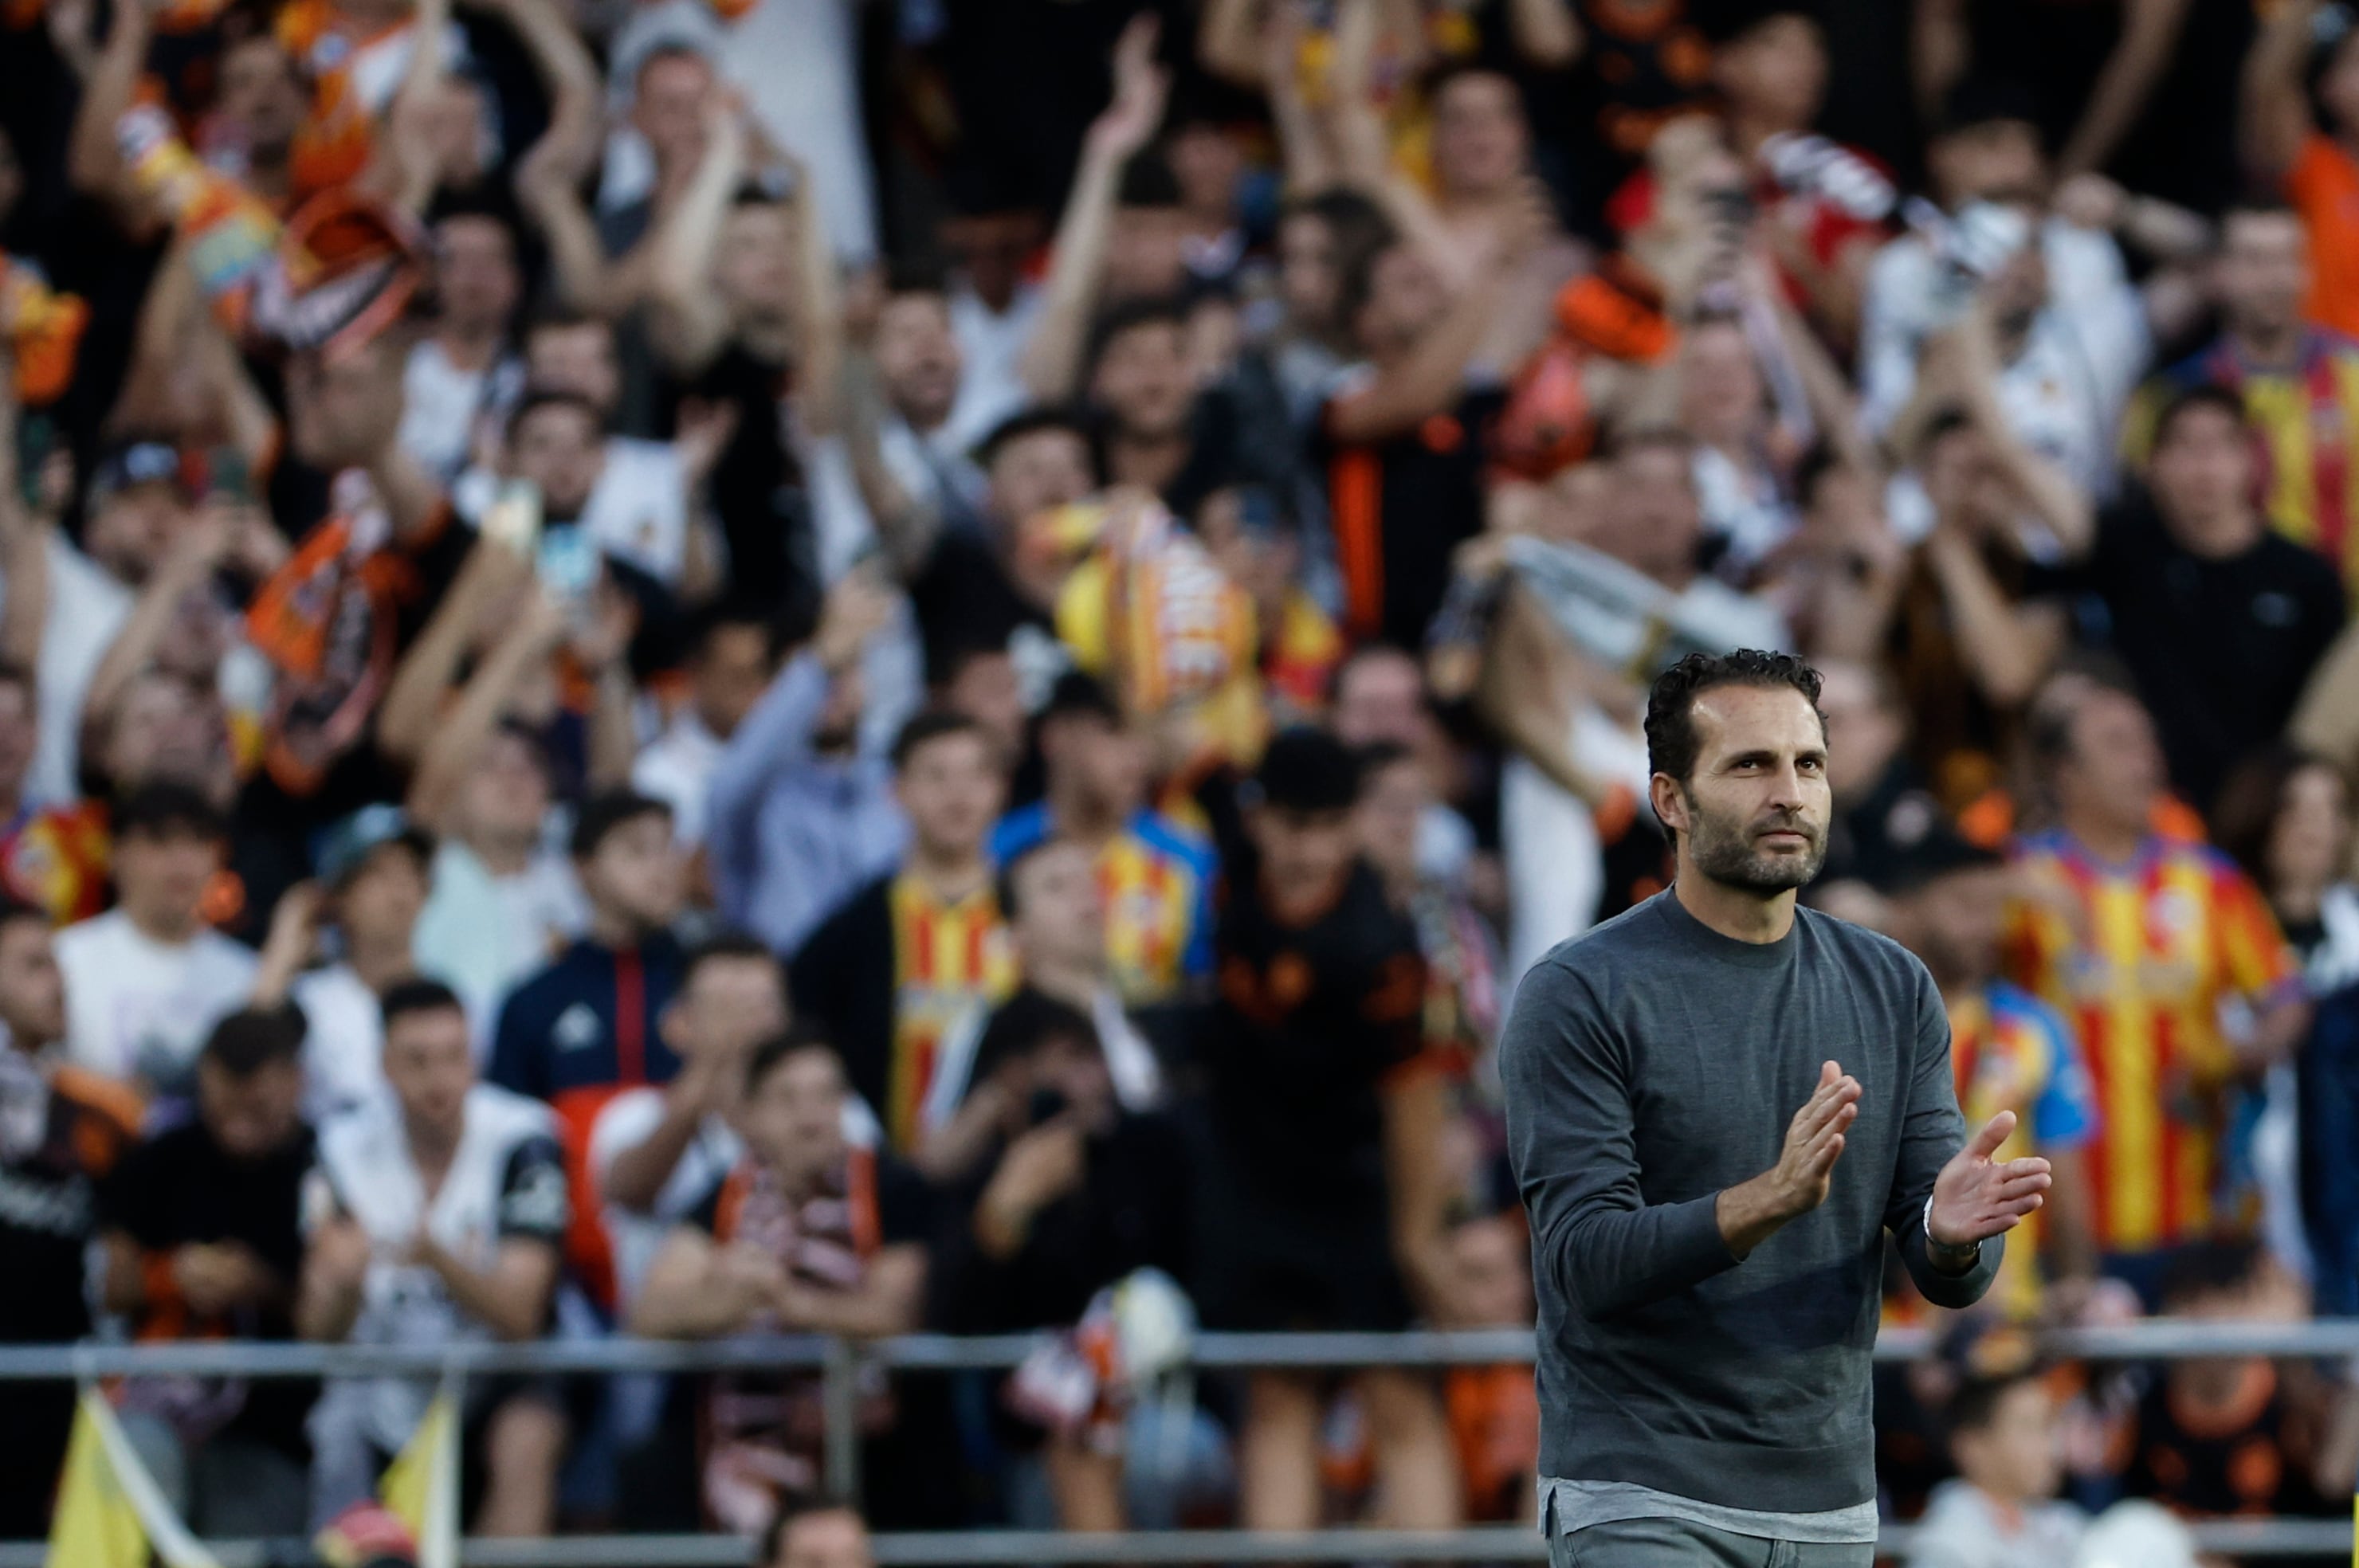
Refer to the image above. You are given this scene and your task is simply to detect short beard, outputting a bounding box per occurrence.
[1682,794,1827,895]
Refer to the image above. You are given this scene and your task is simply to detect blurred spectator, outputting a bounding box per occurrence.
[2042,387,2345,813]
[1195,482,1344,726]
[917,841,1169,1183]
[1199,728,1460,1528]
[300,979,571,1536]
[398,206,527,484]
[57,782,258,1094]
[488,789,685,1311]
[253,809,435,1123]
[1436,1212,1541,1523]
[97,1007,314,1536]
[930,989,1191,1530]
[990,673,1215,1007]
[2125,200,2359,605]
[591,932,786,1307]
[1882,824,2099,1319]
[790,711,1012,1154]
[1813,658,1944,895]
[1331,645,1478,892]
[1356,742,1504,1072]
[0,898,139,1538]
[2121,1240,2358,1518]
[630,1026,928,1535]
[2004,684,2310,1299]
[2243,0,2359,340]
[1906,1350,2086,1568]
[633,606,786,854]
[762,1495,875,1568]
[708,572,907,959]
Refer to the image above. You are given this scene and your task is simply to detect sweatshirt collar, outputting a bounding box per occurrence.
[1652,884,1800,970]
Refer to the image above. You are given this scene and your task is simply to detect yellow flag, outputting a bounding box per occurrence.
[45,1388,221,1568]
[379,1383,460,1568]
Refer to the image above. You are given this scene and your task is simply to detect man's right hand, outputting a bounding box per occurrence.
[1716,1060,1861,1258]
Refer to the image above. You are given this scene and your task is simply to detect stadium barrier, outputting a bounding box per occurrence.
[0,1322,2353,1564]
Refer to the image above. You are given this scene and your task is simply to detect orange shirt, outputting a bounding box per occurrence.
[2001,833,2301,1254]
[2286,135,2359,341]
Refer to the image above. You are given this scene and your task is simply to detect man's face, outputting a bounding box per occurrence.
[0,918,65,1045]
[1928,119,2043,207]
[2271,762,2353,894]
[1900,864,2009,986]
[1195,488,1301,616]
[524,323,622,416]
[509,404,605,521]
[1168,123,1242,215]
[694,623,779,738]
[741,1049,846,1178]
[1678,323,1763,445]
[460,731,551,847]
[1356,244,1447,358]
[340,845,430,952]
[1659,684,1831,894]
[116,825,225,931]
[85,484,184,586]
[581,813,684,935]
[716,203,796,320]
[0,680,37,799]
[218,37,308,157]
[896,731,1006,863]
[433,217,520,338]
[1814,663,1903,802]
[1105,206,1191,302]
[1430,72,1527,198]
[1044,711,1147,820]
[1921,423,2017,537]
[104,675,230,797]
[1355,757,1428,889]
[1954,1380,2062,1504]
[940,651,1026,763]
[1716,14,1826,129]
[1278,212,1340,331]
[633,52,714,171]
[673,955,787,1064]
[288,336,405,472]
[1090,321,1195,441]
[985,430,1093,532]
[1607,446,1703,582]
[772,1508,874,1568]
[1011,841,1105,977]
[875,292,964,432]
[2058,691,2165,829]
[2149,405,2259,550]
[2216,211,2310,340]
[383,1007,474,1138]
[1247,805,1359,899]
[198,1056,304,1160]
[1331,651,1429,749]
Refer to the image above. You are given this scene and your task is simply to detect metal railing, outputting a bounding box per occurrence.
[0,1323,2352,1565]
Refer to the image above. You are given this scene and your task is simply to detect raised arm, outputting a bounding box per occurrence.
[406,588,569,831]
[1920,525,2069,708]
[65,0,154,204]
[1259,2,1337,194]
[1912,0,1969,124]
[647,96,750,375]
[1324,198,1543,444]
[378,537,531,768]
[2243,0,2318,183]
[783,154,846,436]
[1949,300,2094,556]
[2057,0,2195,181]
[1017,14,1170,403]
[1199,0,1266,87]
[1505,0,1581,68]
[0,351,50,676]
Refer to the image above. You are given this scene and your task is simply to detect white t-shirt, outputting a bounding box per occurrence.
[411,841,587,1055]
[453,437,692,586]
[398,340,524,482]
[1859,219,2149,499]
[631,713,724,849]
[805,417,984,584]
[946,280,1042,451]
[0,535,133,809]
[291,962,388,1125]
[587,1088,743,1311]
[57,910,259,1090]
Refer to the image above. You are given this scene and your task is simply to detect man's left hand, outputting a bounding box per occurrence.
[1929,1110,2052,1254]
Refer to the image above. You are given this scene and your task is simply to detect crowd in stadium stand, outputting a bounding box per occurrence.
[2,0,2359,1558]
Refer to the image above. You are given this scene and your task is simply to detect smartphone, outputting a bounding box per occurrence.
[482,476,544,558]
[208,445,250,505]
[536,523,599,610]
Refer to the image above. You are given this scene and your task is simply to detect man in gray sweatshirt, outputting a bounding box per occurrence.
[1500,650,2052,1566]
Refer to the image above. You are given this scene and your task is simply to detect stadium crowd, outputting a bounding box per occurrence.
[2,0,2359,1558]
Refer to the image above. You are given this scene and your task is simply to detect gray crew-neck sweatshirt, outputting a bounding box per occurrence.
[1499,889,2000,1521]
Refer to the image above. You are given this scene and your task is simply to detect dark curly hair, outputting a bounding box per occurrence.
[1644,652,1826,844]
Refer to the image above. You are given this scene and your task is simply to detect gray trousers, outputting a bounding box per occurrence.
[1549,1516,1878,1567]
